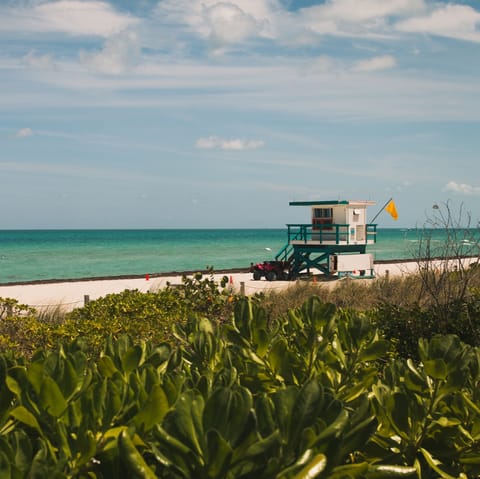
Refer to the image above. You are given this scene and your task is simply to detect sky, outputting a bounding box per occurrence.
[1,0,480,229]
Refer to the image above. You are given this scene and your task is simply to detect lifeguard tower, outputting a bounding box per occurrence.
[275,200,377,278]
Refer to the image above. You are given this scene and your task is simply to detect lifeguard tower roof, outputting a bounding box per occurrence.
[289,200,375,206]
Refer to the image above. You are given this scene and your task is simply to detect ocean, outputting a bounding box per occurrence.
[0,228,429,284]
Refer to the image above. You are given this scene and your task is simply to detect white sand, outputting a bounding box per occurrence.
[0,261,419,312]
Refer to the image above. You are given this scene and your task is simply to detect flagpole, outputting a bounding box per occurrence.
[370,197,393,223]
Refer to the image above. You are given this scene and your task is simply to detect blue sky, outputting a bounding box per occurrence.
[1,0,479,228]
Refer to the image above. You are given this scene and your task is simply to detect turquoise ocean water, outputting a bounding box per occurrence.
[0,228,422,284]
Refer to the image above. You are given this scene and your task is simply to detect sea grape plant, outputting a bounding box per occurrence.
[0,296,479,477]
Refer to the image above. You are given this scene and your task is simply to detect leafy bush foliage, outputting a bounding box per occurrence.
[0,270,235,358]
[3,260,480,477]
[373,291,480,359]
[0,295,480,477]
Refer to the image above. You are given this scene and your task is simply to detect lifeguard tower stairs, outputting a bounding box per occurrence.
[275,200,377,278]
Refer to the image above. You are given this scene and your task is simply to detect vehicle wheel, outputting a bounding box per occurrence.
[265,271,277,281]
[253,270,262,280]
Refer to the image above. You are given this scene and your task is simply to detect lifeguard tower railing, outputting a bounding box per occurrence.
[275,223,377,263]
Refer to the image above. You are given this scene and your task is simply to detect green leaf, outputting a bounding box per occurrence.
[419,335,470,379]
[10,407,43,436]
[434,416,461,427]
[423,359,448,380]
[119,429,157,479]
[255,329,270,358]
[329,461,369,478]
[242,430,281,461]
[56,420,73,461]
[5,376,21,398]
[74,430,97,468]
[367,464,417,478]
[0,356,6,386]
[269,338,288,375]
[146,344,171,368]
[203,387,253,447]
[26,363,44,396]
[206,429,233,477]
[340,396,376,457]
[167,348,183,372]
[462,394,480,416]
[277,449,316,479]
[223,325,251,349]
[404,363,427,393]
[255,394,277,437]
[388,392,411,438]
[163,390,205,458]
[154,425,192,456]
[341,375,374,403]
[359,340,390,362]
[39,377,67,417]
[134,384,169,432]
[291,380,323,444]
[419,448,458,479]
[0,450,11,477]
[121,345,143,373]
[11,431,33,474]
[233,298,254,338]
[301,296,336,332]
[0,385,13,426]
[292,453,327,479]
[313,408,349,444]
[97,356,119,378]
[58,358,79,399]
[272,387,297,439]
[459,453,480,465]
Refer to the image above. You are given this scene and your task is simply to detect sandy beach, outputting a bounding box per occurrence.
[0,260,419,312]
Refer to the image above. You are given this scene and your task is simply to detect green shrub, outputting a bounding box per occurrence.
[65,289,180,353]
[0,298,57,357]
[0,271,236,359]
[1,296,480,477]
[63,272,235,357]
[374,291,480,360]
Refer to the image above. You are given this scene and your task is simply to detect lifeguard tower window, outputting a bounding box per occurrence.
[313,208,333,230]
[313,208,332,219]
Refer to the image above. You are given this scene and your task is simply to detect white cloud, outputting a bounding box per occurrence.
[396,4,480,43]
[155,0,279,47]
[306,55,340,74]
[445,181,480,196]
[352,55,396,72]
[301,0,426,36]
[23,51,56,70]
[203,2,265,45]
[150,0,480,52]
[4,55,480,122]
[310,0,425,22]
[0,1,138,37]
[149,0,480,51]
[196,136,264,150]
[79,30,141,75]
[157,0,277,26]
[14,128,34,139]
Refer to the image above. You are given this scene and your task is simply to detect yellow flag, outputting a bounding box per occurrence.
[385,199,398,220]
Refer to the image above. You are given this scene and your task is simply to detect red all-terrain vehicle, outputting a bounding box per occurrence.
[250,260,291,281]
